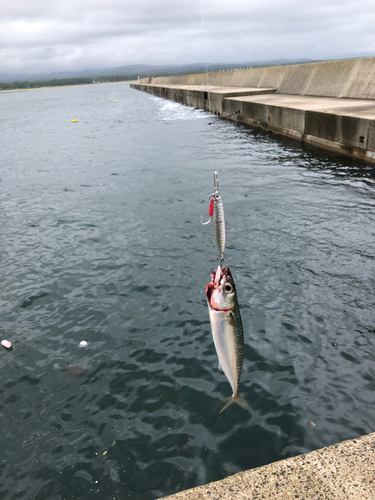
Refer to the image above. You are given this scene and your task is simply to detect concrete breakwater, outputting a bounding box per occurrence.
[161,432,375,500]
[131,57,375,163]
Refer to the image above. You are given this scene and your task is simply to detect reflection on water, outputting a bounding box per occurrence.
[0,84,374,499]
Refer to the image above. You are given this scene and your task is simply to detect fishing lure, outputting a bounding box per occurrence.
[201,171,226,265]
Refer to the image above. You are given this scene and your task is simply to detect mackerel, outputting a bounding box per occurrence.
[206,265,249,413]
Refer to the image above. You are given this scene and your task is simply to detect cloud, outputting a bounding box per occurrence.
[1,0,374,75]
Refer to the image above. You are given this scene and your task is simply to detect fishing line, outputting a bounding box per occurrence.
[199,0,217,178]
[199,0,212,115]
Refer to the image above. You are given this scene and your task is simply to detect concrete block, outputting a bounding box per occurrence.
[182,74,199,86]
[305,110,339,142]
[277,59,358,97]
[242,67,265,87]
[268,105,305,133]
[222,98,244,118]
[339,115,370,150]
[278,63,317,95]
[366,120,375,151]
[305,111,371,150]
[211,71,233,87]
[172,76,184,85]
[229,70,248,87]
[194,74,208,85]
[242,101,268,127]
[211,76,222,86]
[259,66,288,89]
[341,57,375,99]
[303,59,357,97]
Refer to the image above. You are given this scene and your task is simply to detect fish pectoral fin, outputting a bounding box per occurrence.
[224,312,236,328]
[218,361,223,371]
[217,394,250,414]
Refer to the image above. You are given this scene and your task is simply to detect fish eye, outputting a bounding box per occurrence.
[215,194,220,199]
[224,283,233,293]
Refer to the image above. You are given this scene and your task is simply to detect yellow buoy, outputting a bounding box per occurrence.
[71,119,78,122]
[99,96,102,98]
[114,100,118,103]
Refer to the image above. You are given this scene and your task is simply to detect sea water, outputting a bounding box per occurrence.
[1,83,374,499]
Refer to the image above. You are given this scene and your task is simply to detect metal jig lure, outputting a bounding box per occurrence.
[200,171,226,265]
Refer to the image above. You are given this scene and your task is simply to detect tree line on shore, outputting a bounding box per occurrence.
[0,74,138,90]
[0,66,234,91]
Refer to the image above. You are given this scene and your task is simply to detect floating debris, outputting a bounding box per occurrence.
[79,340,88,347]
[1,340,13,351]
[64,366,88,377]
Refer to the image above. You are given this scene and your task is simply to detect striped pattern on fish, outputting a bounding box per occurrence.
[206,266,249,413]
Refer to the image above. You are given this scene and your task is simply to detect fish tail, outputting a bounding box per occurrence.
[218,393,249,414]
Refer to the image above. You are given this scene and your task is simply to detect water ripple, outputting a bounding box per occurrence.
[0,84,374,499]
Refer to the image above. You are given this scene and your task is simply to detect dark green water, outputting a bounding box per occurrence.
[1,83,374,499]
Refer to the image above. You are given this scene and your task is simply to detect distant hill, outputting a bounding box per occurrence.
[0,60,316,83]
[4,55,374,84]
[2,54,374,83]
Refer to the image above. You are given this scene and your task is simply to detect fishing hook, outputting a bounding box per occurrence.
[200,194,214,225]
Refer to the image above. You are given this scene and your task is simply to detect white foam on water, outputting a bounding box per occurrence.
[149,95,208,121]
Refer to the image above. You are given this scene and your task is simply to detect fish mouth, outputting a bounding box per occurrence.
[205,271,216,304]
[205,266,232,309]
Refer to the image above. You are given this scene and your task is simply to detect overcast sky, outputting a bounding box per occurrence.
[1,0,375,75]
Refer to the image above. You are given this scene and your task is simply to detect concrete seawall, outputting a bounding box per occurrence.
[131,57,375,163]
[161,432,375,500]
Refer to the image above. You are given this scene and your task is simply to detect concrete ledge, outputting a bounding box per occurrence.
[161,432,375,500]
[131,83,375,163]
[222,94,375,162]
[131,83,277,114]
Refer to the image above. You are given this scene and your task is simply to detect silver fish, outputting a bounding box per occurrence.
[201,171,226,264]
[206,265,249,413]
